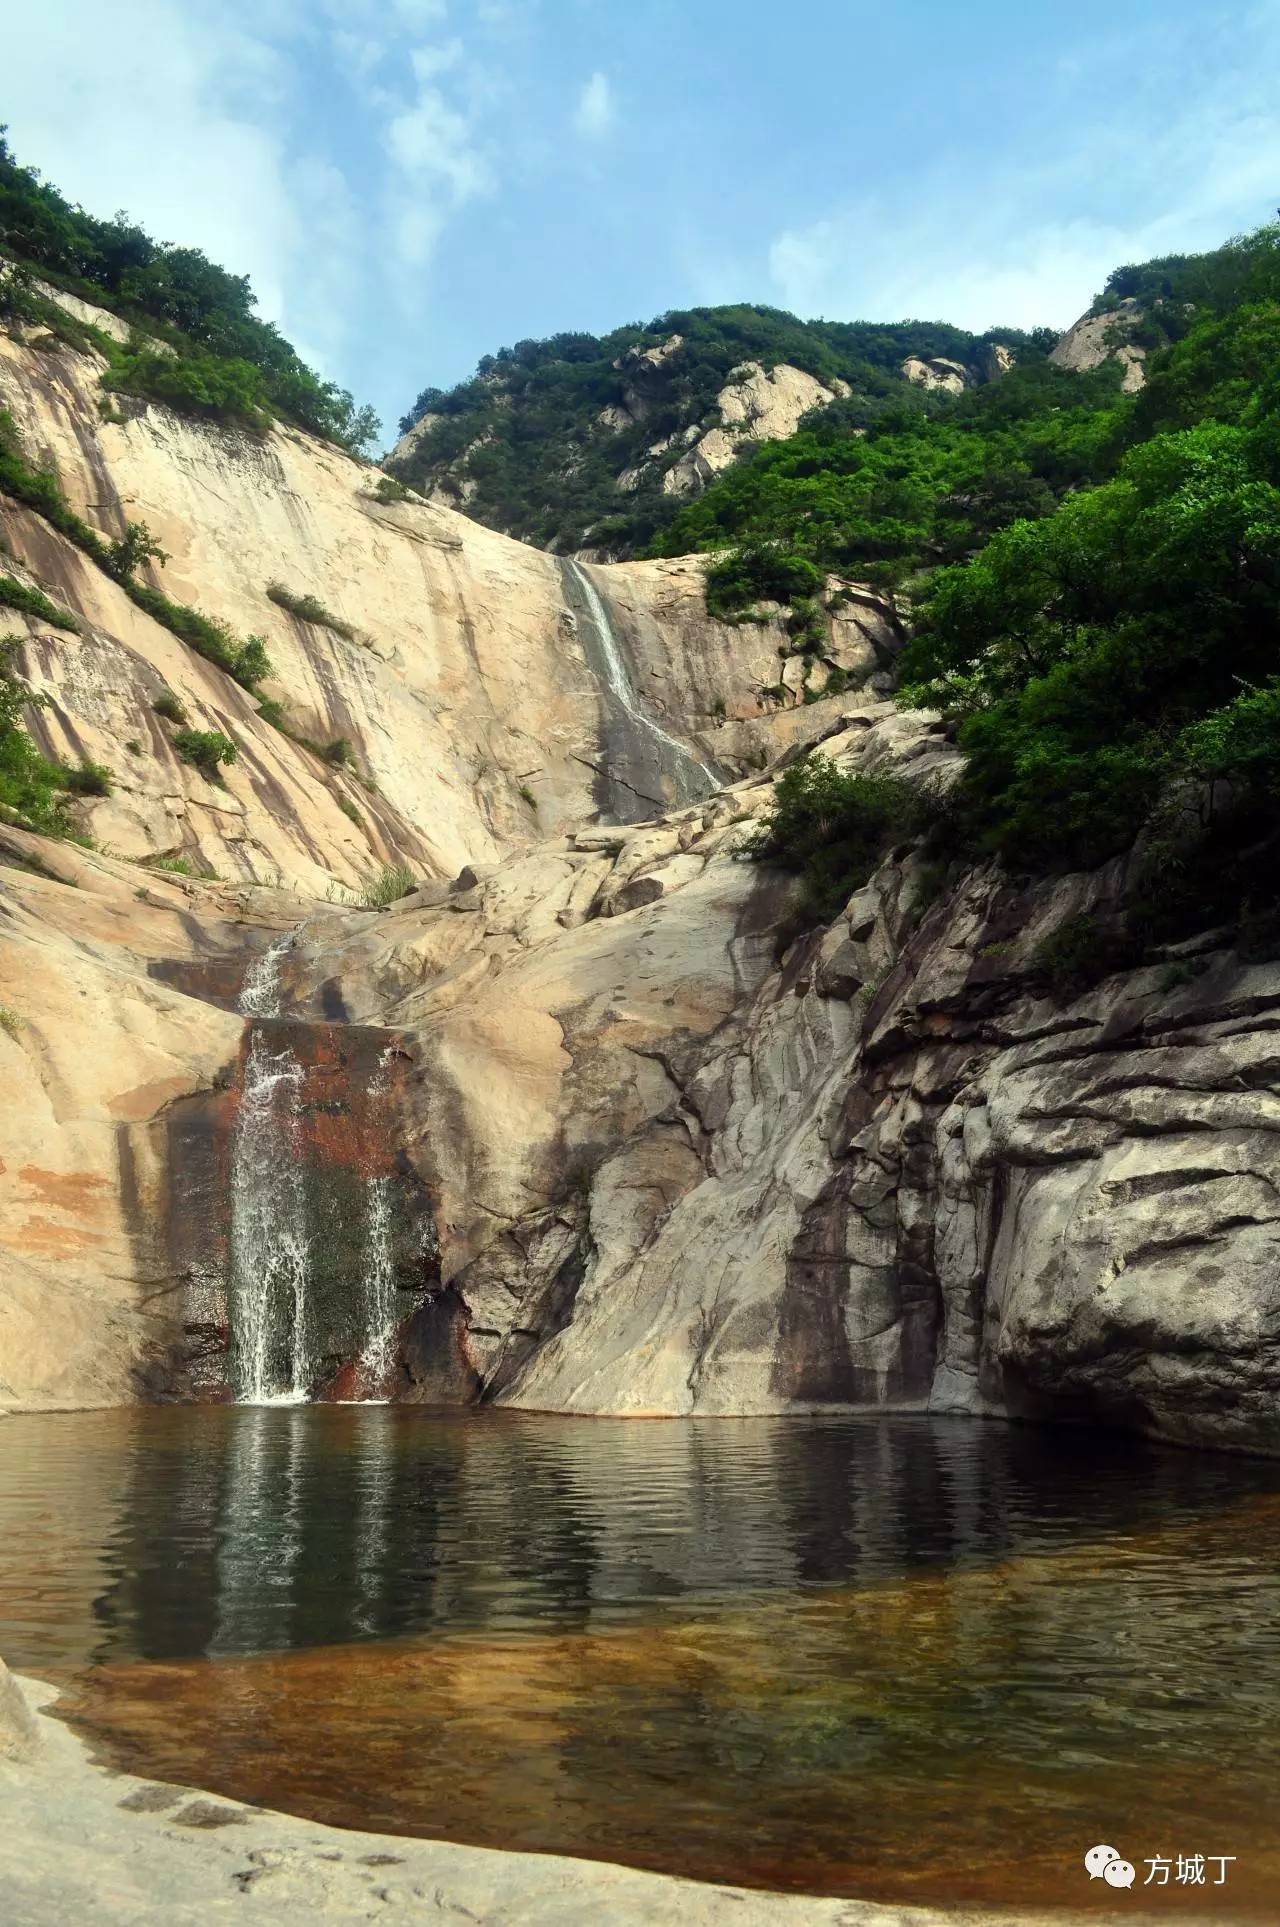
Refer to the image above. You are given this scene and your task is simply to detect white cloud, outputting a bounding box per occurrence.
[769,206,1148,335]
[4,0,508,412]
[380,42,495,277]
[410,39,464,82]
[389,203,448,273]
[387,89,490,200]
[4,1,304,328]
[767,15,1280,330]
[573,71,614,140]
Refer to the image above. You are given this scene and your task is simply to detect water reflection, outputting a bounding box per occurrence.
[0,1407,1276,1668]
[0,1409,1277,1911]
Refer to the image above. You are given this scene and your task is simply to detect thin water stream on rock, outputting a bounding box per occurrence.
[563,558,721,815]
[1,1408,1278,1915]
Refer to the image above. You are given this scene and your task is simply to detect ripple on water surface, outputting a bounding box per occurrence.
[0,1406,1277,1913]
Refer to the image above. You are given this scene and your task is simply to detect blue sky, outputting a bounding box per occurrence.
[6,1,1280,440]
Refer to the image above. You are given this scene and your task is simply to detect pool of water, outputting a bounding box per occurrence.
[1,1406,1277,1913]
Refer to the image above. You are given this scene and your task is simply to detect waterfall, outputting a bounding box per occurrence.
[229,932,315,1405]
[357,1048,399,1393]
[238,928,292,1019]
[229,936,406,1405]
[565,558,721,807]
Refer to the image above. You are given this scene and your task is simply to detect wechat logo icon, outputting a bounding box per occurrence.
[1085,1844,1136,1888]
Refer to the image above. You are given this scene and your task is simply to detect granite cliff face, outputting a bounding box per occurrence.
[7,699,1277,1452]
[0,301,873,892]
[1,287,1278,1453]
[286,707,1280,1453]
[616,356,853,501]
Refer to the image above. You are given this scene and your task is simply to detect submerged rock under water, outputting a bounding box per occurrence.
[2,1407,1276,1914]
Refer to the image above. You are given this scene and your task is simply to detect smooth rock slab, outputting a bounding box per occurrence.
[0,1659,38,1761]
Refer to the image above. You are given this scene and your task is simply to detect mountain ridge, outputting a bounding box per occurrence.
[386,302,1054,557]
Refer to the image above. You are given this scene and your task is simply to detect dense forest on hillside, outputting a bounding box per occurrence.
[389,304,1047,554]
[737,225,1280,960]
[0,129,378,453]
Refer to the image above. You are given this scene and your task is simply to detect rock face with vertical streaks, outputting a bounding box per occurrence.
[0,292,887,893]
[2,286,1279,1454]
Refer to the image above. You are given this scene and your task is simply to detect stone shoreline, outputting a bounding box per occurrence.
[0,1664,1183,1926]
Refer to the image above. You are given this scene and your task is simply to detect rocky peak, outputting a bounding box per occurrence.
[901,342,1017,394]
[387,306,1020,555]
[651,360,852,498]
[901,354,972,395]
[1049,296,1148,391]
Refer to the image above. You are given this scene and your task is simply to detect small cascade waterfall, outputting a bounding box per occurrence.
[565,558,721,813]
[229,932,315,1404]
[238,930,293,1019]
[355,1046,400,1395]
[227,941,413,1405]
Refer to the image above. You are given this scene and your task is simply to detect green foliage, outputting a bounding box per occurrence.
[785,596,828,654]
[1091,225,1280,339]
[360,861,417,907]
[146,852,218,879]
[369,474,412,504]
[705,544,824,617]
[746,755,937,921]
[233,635,273,688]
[0,408,269,689]
[103,520,168,583]
[903,402,1280,873]
[0,258,115,356]
[910,859,951,919]
[152,689,188,724]
[103,346,272,433]
[0,573,79,631]
[127,580,271,688]
[0,405,104,548]
[172,727,237,778]
[1029,913,1126,993]
[1156,956,1209,993]
[0,128,379,453]
[880,230,1280,954]
[0,635,76,833]
[266,581,356,639]
[1177,677,1280,794]
[337,795,363,827]
[61,759,113,797]
[655,357,1128,612]
[0,1005,21,1039]
[388,303,1046,556]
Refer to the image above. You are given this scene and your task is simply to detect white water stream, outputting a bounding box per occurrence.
[566,559,721,803]
[356,1046,401,1393]
[229,931,315,1404]
[229,937,404,1405]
